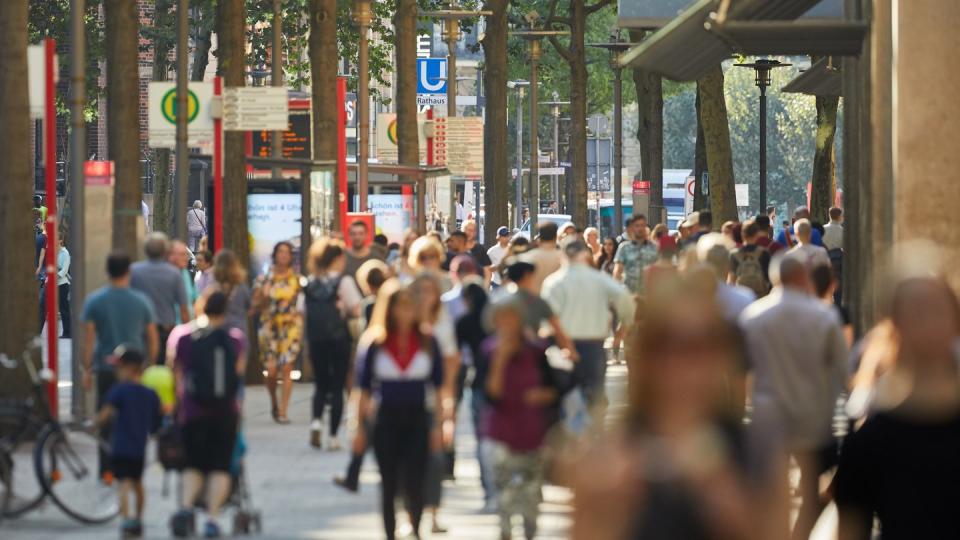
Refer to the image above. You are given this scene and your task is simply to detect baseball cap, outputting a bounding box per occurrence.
[682,211,700,229]
[497,226,510,237]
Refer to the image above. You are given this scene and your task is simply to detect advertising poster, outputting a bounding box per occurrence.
[367,195,412,245]
[248,194,303,278]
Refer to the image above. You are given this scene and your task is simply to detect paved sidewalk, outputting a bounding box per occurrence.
[4,353,630,539]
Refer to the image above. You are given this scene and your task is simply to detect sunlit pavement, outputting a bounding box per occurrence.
[4,340,634,539]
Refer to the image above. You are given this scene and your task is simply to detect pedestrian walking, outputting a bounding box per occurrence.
[252,241,304,424]
[486,227,512,289]
[484,297,560,540]
[786,218,831,270]
[353,280,444,540]
[584,227,601,260]
[542,241,634,409]
[168,291,246,538]
[204,249,252,338]
[523,221,563,294]
[39,235,72,338]
[95,348,162,539]
[305,239,363,450]
[194,250,214,295]
[186,200,207,252]
[697,234,756,322]
[596,236,618,274]
[613,215,658,297]
[463,219,493,285]
[82,253,159,478]
[729,219,772,298]
[739,254,848,540]
[131,233,189,365]
[776,206,824,248]
[568,284,756,540]
[345,220,381,280]
[835,275,960,540]
[169,240,197,322]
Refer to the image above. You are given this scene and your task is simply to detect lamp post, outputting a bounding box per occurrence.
[734,58,790,215]
[69,0,86,415]
[589,35,633,236]
[423,4,492,118]
[354,0,372,212]
[540,97,569,212]
[507,80,528,229]
[512,12,567,232]
[271,0,283,178]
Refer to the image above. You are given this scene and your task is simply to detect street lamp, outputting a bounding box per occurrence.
[589,33,633,236]
[507,80,529,229]
[540,97,569,212]
[512,12,568,232]
[354,0,372,212]
[422,3,491,118]
[734,58,791,215]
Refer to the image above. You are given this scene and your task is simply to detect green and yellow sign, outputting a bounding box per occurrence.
[160,88,200,124]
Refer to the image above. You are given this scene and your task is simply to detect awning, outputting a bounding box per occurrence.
[781,57,842,96]
[712,21,867,56]
[618,0,851,81]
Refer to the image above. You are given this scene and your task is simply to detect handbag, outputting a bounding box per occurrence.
[156,418,187,471]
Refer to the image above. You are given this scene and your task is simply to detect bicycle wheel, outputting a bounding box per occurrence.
[35,424,118,524]
[0,416,45,518]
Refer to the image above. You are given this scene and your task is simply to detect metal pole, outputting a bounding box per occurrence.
[613,65,623,236]
[173,0,189,240]
[759,83,767,215]
[528,41,540,232]
[43,39,58,418]
[514,87,523,229]
[595,120,601,230]
[356,1,371,213]
[69,0,87,418]
[446,19,458,118]
[271,0,283,177]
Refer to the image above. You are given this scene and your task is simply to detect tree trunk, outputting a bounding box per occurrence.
[309,0,337,162]
[218,0,248,269]
[0,0,36,397]
[191,32,212,82]
[697,66,737,223]
[693,84,708,211]
[105,0,143,255]
[567,0,588,227]
[809,94,839,224]
[150,0,175,236]
[394,0,419,178]
[481,0,509,246]
[628,31,664,225]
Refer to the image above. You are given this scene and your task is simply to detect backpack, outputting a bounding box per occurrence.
[305,276,350,342]
[184,325,239,405]
[733,247,769,297]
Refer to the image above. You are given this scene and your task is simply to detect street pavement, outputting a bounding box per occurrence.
[3,339,629,540]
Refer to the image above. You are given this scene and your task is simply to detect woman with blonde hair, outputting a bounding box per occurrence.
[353,280,444,540]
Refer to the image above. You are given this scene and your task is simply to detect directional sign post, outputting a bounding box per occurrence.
[222,87,289,131]
[148,82,214,148]
[417,58,447,107]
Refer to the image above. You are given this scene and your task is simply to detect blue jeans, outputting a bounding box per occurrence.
[470,389,497,504]
[573,340,607,407]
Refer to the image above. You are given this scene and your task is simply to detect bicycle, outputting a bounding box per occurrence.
[0,337,118,524]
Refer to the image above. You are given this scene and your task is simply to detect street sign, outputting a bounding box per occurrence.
[28,45,57,119]
[222,87,289,131]
[633,180,651,194]
[433,117,484,178]
[417,58,447,106]
[148,82,214,148]
[540,167,566,176]
[375,113,427,164]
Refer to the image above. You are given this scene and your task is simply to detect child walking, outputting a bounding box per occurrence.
[96,348,162,538]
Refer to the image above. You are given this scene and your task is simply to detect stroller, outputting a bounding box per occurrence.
[164,423,262,537]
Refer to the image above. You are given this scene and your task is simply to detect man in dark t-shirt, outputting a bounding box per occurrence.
[344,220,382,279]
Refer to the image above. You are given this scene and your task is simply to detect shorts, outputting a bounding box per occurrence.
[112,456,145,480]
[182,415,238,473]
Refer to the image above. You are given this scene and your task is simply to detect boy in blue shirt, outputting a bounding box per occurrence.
[96,348,161,538]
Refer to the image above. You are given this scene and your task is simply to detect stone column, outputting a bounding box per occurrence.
[892,0,960,291]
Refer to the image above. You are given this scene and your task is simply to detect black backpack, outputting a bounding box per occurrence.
[184,325,239,405]
[305,276,350,342]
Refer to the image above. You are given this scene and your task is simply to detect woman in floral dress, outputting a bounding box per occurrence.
[252,241,304,423]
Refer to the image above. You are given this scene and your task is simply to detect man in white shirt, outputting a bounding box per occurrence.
[738,254,847,540]
[787,219,831,269]
[486,226,511,288]
[542,241,634,407]
[697,233,756,322]
[822,207,844,252]
[523,221,564,294]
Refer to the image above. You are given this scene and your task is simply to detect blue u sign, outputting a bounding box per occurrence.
[417,58,447,95]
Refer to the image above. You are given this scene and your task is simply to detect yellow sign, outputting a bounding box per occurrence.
[160,88,199,124]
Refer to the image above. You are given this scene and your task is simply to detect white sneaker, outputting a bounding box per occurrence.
[327,437,342,451]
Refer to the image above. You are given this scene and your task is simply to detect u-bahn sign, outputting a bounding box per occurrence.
[148,82,214,148]
[417,58,447,106]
